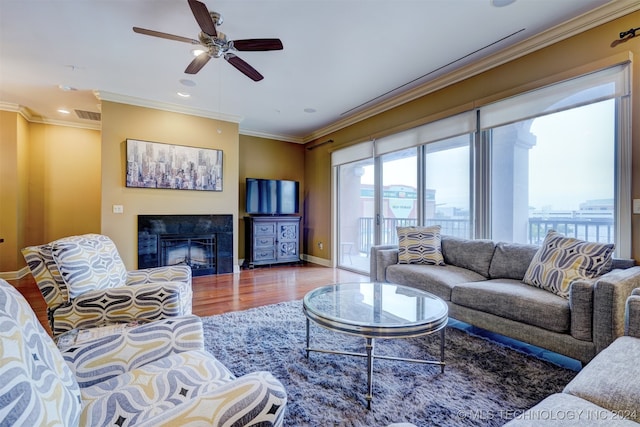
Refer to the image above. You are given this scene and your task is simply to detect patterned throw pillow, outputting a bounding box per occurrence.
[397,225,445,266]
[52,234,128,299]
[523,230,614,299]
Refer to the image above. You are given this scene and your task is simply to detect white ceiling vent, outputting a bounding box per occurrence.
[75,109,101,121]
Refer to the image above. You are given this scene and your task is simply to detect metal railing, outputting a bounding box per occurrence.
[357,217,614,253]
[528,217,614,245]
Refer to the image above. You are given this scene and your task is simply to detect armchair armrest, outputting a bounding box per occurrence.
[51,281,193,334]
[135,371,287,427]
[370,245,399,282]
[126,265,192,286]
[625,288,640,338]
[62,315,204,387]
[593,266,640,352]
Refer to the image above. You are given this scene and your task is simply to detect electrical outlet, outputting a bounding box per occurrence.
[112,204,124,214]
[318,242,323,250]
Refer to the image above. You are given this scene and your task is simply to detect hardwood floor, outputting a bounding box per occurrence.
[7,263,369,337]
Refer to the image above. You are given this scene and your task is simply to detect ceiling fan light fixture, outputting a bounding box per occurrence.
[191,48,206,56]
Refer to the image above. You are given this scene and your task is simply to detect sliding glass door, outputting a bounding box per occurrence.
[336,157,374,272]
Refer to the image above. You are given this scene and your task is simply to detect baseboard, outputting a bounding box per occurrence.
[0,266,30,280]
[301,254,331,267]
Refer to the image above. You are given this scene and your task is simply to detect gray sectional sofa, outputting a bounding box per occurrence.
[504,288,640,426]
[370,235,640,364]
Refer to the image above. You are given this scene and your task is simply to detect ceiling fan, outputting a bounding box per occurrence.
[133,0,283,81]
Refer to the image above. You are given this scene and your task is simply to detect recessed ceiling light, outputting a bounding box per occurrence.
[180,79,196,87]
[304,108,317,113]
[177,92,191,98]
[58,84,77,92]
[492,0,516,6]
[57,108,71,114]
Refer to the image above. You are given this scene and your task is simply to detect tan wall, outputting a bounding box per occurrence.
[0,111,20,272]
[27,123,102,245]
[304,10,640,262]
[0,115,100,274]
[238,135,305,259]
[100,101,240,270]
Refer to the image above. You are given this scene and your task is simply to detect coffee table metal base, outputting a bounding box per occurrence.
[305,318,446,409]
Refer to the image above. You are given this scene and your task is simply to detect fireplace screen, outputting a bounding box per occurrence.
[160,235,215,274]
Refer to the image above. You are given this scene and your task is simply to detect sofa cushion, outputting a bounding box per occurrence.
[451,279,571,333]
[563,336,640,423]
[523,231,614,299]
[441,236,496,278]
[504,393,639,426]
[396,225,445,266]
[386,264,486,301]
[52,234,128,299]
[488,242,539,280]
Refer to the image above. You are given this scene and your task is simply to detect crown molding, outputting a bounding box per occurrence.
[239,128,304,144]
[304,0,640,143]
[0,102,101,130]
[96,91,244,124]
[0,102,34,121]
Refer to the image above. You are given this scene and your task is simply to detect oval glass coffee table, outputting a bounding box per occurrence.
[303,282,448,409]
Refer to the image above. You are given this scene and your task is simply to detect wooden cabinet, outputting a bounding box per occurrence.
[244,216,301,268]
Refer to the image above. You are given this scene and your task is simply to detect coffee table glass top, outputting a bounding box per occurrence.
[303,282,448,338]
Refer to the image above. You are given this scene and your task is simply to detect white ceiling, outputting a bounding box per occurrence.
[0,0,634,143]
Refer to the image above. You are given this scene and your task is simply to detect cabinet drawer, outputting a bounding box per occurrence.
[254,236,275,247]
[254,223,276,235]
[254,249,276,261]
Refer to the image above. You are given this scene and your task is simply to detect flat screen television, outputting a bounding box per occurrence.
[246,178,299,215]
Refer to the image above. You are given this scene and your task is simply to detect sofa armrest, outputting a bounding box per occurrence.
[593,266,640,352]
[135,371,287,427]
[126,265,192,286]
[370,245,398,282]
[61,315,204,387]
[625,289,640,338]
[569,278,595,341]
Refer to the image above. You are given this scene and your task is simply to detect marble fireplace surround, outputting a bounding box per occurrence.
[137,214,233,276]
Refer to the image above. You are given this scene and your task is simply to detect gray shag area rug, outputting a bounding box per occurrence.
[202,300,577,427]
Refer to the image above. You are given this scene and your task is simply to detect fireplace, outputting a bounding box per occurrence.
[138,214,233,276]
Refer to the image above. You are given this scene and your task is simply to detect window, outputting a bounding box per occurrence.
[332,62,631,275]
[481,63,630,255]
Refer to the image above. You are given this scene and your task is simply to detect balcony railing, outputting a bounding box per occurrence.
[356,217,614,254]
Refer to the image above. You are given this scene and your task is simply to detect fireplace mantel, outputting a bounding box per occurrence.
[138,214,233,276]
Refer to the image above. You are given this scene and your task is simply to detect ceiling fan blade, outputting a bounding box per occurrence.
[225,53,263,81]
[133,27,200,45]
[185,53,212,74]
[188,0,217,37]
[232,38,283,51]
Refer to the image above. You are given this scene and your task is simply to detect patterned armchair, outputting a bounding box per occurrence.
[0,279,287,426]
[22,233,192,336]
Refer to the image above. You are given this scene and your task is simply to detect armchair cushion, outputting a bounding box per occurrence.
[51,234,128,299]
[62,315,205,387]
[0,280,81,426]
